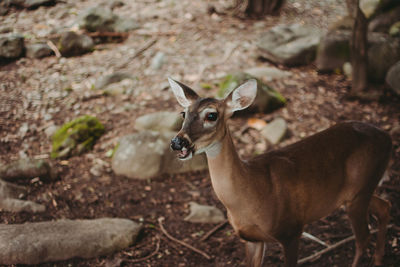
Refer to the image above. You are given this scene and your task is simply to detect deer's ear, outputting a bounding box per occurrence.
[225,79,257,116]
[168,78,199,108]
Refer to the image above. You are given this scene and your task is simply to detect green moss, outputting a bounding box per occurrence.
[51,115,105,159]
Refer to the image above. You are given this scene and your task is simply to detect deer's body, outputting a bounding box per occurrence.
[168,78,392,267]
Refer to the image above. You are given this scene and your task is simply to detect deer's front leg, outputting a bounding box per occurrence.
[245,241,266,267]
[281,234,301,267]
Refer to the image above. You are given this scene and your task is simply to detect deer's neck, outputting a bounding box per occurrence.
[205,128,248,209]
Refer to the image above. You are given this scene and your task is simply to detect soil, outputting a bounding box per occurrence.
[1,0,399,266]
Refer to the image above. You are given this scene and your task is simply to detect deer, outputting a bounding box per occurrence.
[168,78,392,267]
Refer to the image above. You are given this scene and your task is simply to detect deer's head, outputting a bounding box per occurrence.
[169,78,257,160]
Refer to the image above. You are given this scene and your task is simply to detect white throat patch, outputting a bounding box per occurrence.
[204,141,222,158]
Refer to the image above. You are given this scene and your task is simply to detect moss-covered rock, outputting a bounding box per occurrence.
[51,115,105,159]
[217,72,286,114]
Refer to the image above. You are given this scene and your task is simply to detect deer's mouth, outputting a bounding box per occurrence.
[177,146,194,160]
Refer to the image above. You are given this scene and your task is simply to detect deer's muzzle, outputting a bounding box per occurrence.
[170,136,194,160]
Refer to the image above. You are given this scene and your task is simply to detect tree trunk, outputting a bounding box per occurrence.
[350,0,368,94]
[242,0,286,17]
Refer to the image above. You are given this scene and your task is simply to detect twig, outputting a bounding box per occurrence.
[87,31,129,38]
[301,232,329,247]
[116,38,157,70]
[123,235,160,263]
[158,217,211,260]
[200,219,229,242]
[298,224,393,265]
[135,29,177,36]
[46,40,61,58]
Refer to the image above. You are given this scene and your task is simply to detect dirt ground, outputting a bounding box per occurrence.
[0,0,399,266]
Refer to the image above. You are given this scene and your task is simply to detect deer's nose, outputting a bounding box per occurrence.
[171,136,189,151]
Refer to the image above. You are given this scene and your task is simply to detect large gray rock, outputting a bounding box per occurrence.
[316,30,351,72]
[316,31,400,82]
[0,198,45,213]
[369,5,400,33]
[0,33,24,59]
[25,43,53,58]
[58,31,94,57]
[257,24,322,66]
[0,180,26,199]
[244,66,291,82]
[260,118,288,145]
[95,72,133,89]
[112,131,207,179]
[135,111,183,132]
[80,7,139,33]
[184,202,225,224]
[0,158,57,182]
[0,218,141,264]
[386,61,400,95]
[368,35,400,82]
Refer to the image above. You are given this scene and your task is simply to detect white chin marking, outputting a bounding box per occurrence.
[179,151,193,161]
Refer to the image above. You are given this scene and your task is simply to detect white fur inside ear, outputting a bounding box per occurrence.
[168,77,192,107]
[230,79,257,112]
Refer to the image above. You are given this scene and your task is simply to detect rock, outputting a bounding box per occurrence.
[135,111,183,132]
[217,72,286,115]
[110,0,125,9]
[0,180,26,199]
[103,78,134,96]
[0,218,141,264]
[360,0,381,18]
[150,51,166,70]
[0,198,45,213]
[0,158,57,182]
[112,131,207,179]
[58,31,94,57]
[184,202,225,224]
[316,30,400,81]
[368,35,400,82]
[257,24,322,66]
[369,5,400,33]
[316,30,351,72]
[328,16,354,32]
[79,7,138,33]
[343,62,353,79]
[260,118,288,145]
[5,0,56,9]
[244,66,291,82]
[25,43,54,58]
[386,61,400,95]
[51,115,105,159]
[95,72,132,89]
[0,33,24,59]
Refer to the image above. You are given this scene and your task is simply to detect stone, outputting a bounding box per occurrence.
[368,35,400,82]
[112,131,208,179]
[260,118,288,145]
[386,61,400,95]
[244,66,291,82]
[369,5,400,33]
[184,202,225,224]
[5,0,55,9]
[0,33,24,59]
[25,43,54,58]
[103,78,134,96]
[0,198,45,213]
[79,7,138,33]
[95,72,132,89]
[316,30,351,72]
[51,115,105,159]
[343,62,353,79]
[0,158,57,182]
[0,218,141,264]
[217,72,286,115]
[135,111,183,132]
[360,0,381,18]
[0,180,26,199]
[257,24,322,66]
[58,31,94,57]
[150,51,166,70]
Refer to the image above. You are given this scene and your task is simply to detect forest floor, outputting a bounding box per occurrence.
[0,0,399,266]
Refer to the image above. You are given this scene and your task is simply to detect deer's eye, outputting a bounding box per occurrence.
[206,112,218,121]
[180,111,185,119]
